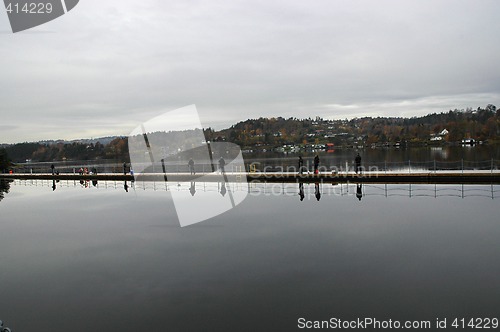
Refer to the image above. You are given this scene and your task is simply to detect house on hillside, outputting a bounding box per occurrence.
[430,128,449,141]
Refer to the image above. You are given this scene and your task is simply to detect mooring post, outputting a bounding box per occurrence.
[461,159,464,174]
[409,160,411,174]
[492,158,494,174]
[434,159,436,174]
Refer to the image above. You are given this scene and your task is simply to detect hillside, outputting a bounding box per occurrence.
[2,105,499,163]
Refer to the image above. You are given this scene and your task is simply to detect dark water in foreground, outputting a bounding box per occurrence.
[0,180,499,331]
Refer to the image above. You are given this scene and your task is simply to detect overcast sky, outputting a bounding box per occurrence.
[1,0,500,143]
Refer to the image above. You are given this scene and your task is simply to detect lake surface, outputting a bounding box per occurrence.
[0,179,499,331]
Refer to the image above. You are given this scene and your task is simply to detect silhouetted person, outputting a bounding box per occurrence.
[298,156,304,174]
[314,155,320,174]
[219,157,226,173]
[220,182,227,196]
[188,158,195,175]
[315,182,321,201]
[50,164,55,175]
[356,184,363,201]
[123,162,127,175]
[124,181,129,192]
[52,180,56,191]
[92,167,97,175]
[355,153,362,174]
[299,182,305,201]
[189,182,196,196]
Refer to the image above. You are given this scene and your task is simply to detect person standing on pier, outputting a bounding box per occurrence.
[314,155,320,174]
[50,164,55,175]
[123,162,127,175]
[188,158,195,175]
[298,156,304,174]
[355,153,362,174]
[219,157,226,174]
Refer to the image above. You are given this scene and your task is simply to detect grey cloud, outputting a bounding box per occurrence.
[1,0,500,143]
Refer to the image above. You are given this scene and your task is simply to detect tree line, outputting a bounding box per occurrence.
[1,105,499,164]
[3,137,129,164]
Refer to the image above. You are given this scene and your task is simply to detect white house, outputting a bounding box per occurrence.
[439,129,449,136]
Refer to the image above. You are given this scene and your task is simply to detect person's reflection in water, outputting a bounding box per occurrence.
[356,183,363,201]
[299,182,305,201]
[220,182,227,197]
[52,180,57,191]
[315,182,321,201]
[189,182,196,196]
[92,179,98,187]
[124,181,129,192]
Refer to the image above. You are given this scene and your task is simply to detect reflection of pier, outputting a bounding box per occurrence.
[9,179,499,200]
[2,170,500,184]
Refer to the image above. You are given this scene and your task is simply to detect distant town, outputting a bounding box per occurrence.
[1,105,499,164]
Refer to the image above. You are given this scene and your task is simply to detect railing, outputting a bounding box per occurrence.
[245,159,500,174]
[8,158,500,175]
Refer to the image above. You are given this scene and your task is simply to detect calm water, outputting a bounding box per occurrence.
[0,179,499,331]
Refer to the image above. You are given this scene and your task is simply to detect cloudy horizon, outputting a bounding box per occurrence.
[1,0,499,144]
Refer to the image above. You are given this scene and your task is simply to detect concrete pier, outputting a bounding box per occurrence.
[1,171,499,184]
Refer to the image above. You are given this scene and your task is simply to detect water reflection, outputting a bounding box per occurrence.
[0,179,11,202]
[189,182,196,196]
[298,182,305,201]
[1,178,500,331]
[314,182,321,201]
[3,179,500,202]
[356,184,363,201]
[220,182,227,197]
